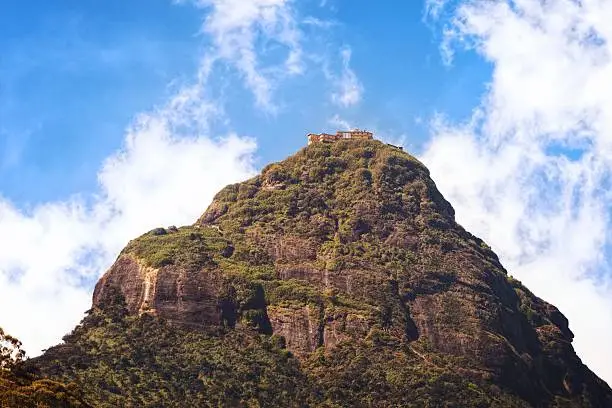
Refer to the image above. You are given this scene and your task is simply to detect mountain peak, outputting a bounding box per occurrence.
[35,140,612,407]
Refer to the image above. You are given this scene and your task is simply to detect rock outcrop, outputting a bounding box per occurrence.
[35,139,612,407]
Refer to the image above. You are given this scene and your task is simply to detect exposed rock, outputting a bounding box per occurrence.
[93,255,227,327]
[36,139,612,407]
[267,304,322,356]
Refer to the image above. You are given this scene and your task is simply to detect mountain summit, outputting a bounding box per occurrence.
[31,139,612,407]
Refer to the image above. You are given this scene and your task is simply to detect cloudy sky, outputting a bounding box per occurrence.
[1,0,611,385]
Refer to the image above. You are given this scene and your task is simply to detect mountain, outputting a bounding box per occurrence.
[21,139,612,407]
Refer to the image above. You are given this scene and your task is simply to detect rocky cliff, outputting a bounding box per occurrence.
[32,139,612,407]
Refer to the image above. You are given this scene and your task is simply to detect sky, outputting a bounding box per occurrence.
[0,0,611,385]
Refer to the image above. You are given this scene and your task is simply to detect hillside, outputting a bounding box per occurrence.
[19,139,612,407]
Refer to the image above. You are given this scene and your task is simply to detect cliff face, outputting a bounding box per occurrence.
[39,140,611,407]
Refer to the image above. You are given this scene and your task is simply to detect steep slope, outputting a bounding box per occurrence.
[32,291,316,407]
[32,139,611,407]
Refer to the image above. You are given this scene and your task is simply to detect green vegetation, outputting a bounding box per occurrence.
[1,327,89,407]
[1,327,24,371]
[122,226,231,269]
[31,296,317,408]
[14,139,611,407]
[28,299,534,408]
[305,340,530,408]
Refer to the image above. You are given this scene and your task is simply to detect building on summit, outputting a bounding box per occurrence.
[307,129,374,145]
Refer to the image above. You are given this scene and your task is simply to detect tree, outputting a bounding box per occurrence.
[0,326,91,407]
[0,327,25,372]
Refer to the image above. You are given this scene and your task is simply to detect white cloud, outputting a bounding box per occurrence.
[190,0,304,112]
[0,2,269,356]
[302,16,336,29]
[184,0,363,113]
[328,113,353,130]
[0,81,256,356]
[0,0,364,356]
[422,0,612,384]
[423,0,448,21]
[330,46,363,107]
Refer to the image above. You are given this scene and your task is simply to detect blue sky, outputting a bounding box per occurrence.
[2,0,612,386]
[0,0,488,205]
[1,0,202,203]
